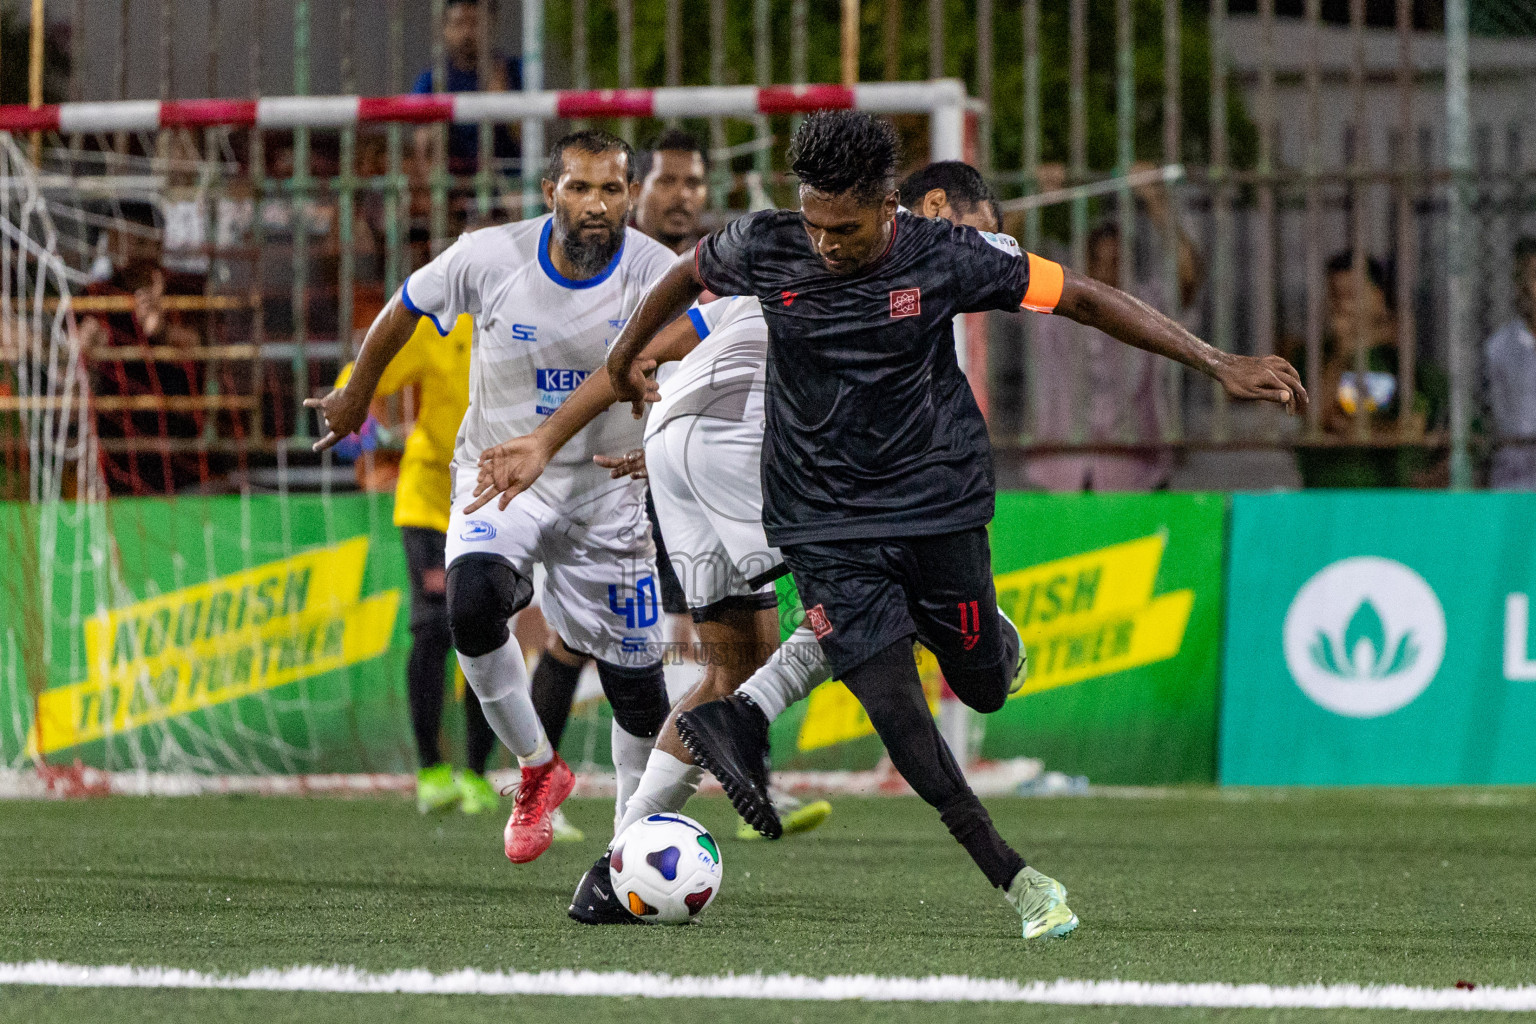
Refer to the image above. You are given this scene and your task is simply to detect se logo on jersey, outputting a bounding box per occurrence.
[535,368,594,415]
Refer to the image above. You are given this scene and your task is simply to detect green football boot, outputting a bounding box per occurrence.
[550,806,586,842]
[1005,866,1079,940]
[456,769,499,816]
[736,796,832,840]
[416,763,461,815]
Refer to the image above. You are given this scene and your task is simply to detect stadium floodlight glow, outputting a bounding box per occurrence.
[0,79,968,164]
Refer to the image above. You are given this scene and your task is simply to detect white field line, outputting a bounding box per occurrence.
[0,963,1531,1011]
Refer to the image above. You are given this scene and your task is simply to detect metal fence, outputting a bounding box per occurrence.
[2,0,1533,499]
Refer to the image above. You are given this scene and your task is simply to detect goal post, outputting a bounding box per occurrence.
[0,80,1002,784]
[0,79,968,163]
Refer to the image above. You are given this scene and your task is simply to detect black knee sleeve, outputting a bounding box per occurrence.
[445,554,533,658]
[596,659,669,739]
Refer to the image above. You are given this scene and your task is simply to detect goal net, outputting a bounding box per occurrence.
[0,132,417,787]
[0,83,982,792]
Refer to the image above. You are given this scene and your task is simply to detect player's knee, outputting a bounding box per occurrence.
[944,663,1009,714]
[445,555,532,658]
[596,659,669,739]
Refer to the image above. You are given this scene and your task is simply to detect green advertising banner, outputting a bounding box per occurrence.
[771,492,1226,784]
[0,494,417,774]
[1222,492,1536,785]
[2,490,1225,784]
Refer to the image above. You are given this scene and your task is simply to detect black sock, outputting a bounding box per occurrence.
[463,687,497,775]
[938,792,1027,889]
[406,614,452,769]
[531,650,585,753]
[842,637,1027,889]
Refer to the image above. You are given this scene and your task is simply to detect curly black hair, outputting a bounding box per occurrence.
[788,110,899,206]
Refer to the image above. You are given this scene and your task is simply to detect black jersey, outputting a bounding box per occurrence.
[694,209,1033,546]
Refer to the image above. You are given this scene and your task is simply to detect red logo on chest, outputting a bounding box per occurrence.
[889,287,921,318]
[806,604,834,640]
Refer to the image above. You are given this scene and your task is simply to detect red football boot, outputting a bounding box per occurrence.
[503,753,575,864]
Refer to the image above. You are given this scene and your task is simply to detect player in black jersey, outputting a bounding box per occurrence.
[601,111,1307,939]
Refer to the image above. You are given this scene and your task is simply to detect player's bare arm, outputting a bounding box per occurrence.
[1051,265,1309,414]
[304,293,419,451]
[605,253,705,416]
[468,308,706,513]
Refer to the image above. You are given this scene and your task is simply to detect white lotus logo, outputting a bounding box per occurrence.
[1283,557,1446,718]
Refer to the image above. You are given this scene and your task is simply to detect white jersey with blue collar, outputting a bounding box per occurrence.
[645,295,768,443]
[402,214,675,513]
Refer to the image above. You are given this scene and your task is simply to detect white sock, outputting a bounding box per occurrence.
[739,622,831,722]
[610,722,655,835]
[614,749,704,837]
[517,735,553,769]
[456,634,548,761]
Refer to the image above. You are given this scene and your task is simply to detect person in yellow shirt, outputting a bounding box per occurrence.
[340,313,501,814]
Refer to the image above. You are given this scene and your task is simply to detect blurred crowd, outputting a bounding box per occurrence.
[65,0,1536,498]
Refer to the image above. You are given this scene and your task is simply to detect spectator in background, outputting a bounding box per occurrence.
[78,201,209,495]
[633,130,710,254]
[1292,252,1448,488]
[1483,237,1536,489]
[1024,171,1203,491]
[412,0,521,176]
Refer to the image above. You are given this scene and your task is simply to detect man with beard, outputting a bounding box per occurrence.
[307,130,676,865]
[521,129,714,844]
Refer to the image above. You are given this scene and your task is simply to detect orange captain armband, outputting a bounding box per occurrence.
[1021,252,1065,313]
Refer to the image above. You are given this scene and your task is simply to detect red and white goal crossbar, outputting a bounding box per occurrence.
[0,78,984,401]
[0,79,967,162]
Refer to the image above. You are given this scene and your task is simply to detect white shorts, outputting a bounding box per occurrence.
[644,413,785,618]
[446,464,664,666]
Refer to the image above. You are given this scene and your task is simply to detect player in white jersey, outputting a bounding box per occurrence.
[463,290,801,921]
[307,131,676,866]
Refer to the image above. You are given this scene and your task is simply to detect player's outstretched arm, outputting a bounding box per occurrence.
[305,291,419,450]
[1052,266,1309,414]
[606,252,706,417]
[466,311,707,513]
[462,365,635,514]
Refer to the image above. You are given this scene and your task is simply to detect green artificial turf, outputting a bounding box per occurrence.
[2,789,1534,1024]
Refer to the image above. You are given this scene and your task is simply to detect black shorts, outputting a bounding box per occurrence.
[645,489,690,616]
[782,526,1007,682]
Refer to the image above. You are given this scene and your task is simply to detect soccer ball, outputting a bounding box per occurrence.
[608,812,722,924]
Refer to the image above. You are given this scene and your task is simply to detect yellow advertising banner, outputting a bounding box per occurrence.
[796,533,1193,751]
[29,537,400,756]
[997,533,1194,696]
